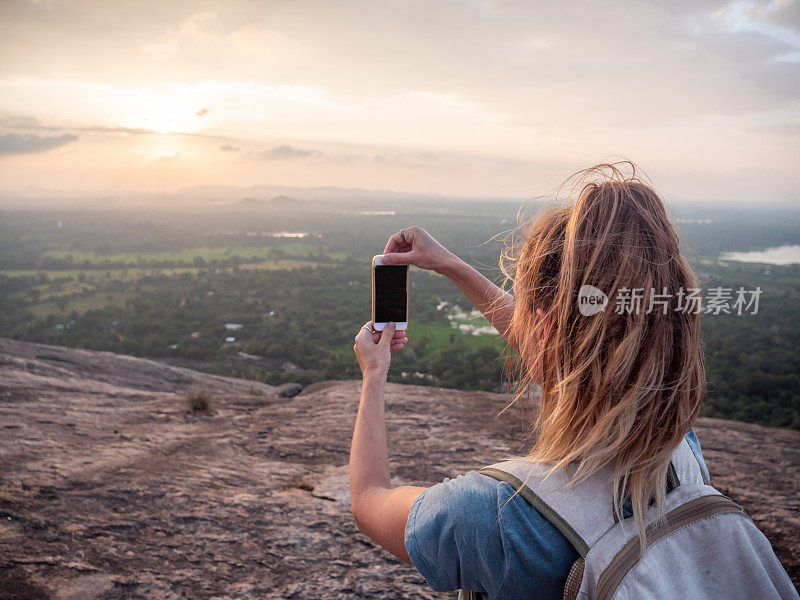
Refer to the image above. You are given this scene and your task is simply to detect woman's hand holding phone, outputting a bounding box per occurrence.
[381,226,455,274]
[353,321,408,379]
[358,226,446,378]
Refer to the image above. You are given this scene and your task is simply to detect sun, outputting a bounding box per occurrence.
[143,111,182,134]
[121,94,204,135]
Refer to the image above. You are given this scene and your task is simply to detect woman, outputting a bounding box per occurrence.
[349,162,713,598]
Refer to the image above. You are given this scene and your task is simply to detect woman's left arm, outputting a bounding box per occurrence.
[351,321,427,563]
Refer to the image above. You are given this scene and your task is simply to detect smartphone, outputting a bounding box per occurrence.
[371,255,409,331]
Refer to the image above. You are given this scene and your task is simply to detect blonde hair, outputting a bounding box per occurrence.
[491,160,706,547]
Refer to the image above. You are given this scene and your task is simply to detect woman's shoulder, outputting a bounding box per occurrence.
[404,432,708,598]
[404,468,578,599]
[404,470,504,593]
[684,427,711,482]
[405,470,502,555]
[412,469,499,511]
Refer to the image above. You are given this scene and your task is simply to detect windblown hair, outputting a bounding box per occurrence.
[490,160,706,547]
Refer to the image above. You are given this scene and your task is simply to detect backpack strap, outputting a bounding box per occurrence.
[479,465,591,557]
[478,460,615,557]
[595,494,745,600]
[477,438,707,557]
[670,436,709,485]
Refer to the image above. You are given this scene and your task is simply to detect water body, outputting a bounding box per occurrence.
[269,231,308,238]
[720,244,800,266]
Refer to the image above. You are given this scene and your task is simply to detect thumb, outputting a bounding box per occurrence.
[384,252,413,265]
[379,322,396,347]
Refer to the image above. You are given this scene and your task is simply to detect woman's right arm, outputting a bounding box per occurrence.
[382,226,516,346]
[438,253,515,345]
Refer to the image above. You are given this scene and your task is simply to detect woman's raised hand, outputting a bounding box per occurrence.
[382,226,454,274]
[353,321,408,379]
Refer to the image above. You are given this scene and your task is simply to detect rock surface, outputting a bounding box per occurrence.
[0,337,797,598]
[277,382,304,398]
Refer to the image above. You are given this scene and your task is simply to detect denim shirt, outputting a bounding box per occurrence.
[404,429,710,600]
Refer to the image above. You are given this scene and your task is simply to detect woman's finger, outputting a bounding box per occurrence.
[356,321,375,342]
[390,337,408,349]
[370,328,406,343]
[383,229,413,255]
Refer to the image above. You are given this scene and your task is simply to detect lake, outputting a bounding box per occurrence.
[720,244,800,265]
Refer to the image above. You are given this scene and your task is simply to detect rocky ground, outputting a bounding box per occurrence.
[0,337,797,599]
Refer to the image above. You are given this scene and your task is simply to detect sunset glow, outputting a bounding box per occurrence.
[0,0,798,202]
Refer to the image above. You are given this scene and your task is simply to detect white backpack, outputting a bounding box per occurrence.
[459,439,798,600]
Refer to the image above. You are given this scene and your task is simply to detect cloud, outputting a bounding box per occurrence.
[0,113,155,136]
[141,37,179,60]
[252,145,323,160]
[656,0,800,98]
[744,121,800,134]
[142,11,219,60]
[712,0,800,48]
[372,150,448,167]
[0,114,42,129]
[0,1,797,201]
[148,151,181,164]
[0,132,77,155]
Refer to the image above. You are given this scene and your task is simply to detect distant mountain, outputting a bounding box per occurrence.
[235,195,305,208]
[270,194,303,204]
[0,181,524,211]
[237,196,264,206]
[180,183,452,203]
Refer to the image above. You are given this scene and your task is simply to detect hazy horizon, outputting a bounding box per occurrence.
[1,0,799,204]
[4,181,800,210]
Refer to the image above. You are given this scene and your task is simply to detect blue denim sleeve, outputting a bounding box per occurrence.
[684,427,711,483]
[404,471,507,596]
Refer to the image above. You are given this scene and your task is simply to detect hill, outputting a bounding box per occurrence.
[236,195,304,207]
[0,338,797,598]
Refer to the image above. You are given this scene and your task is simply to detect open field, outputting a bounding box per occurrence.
[1,259,323,281]
[1,203,799,426]
[40,244,347,266]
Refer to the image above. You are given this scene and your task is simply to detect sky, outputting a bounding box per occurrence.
[0,0,798,203]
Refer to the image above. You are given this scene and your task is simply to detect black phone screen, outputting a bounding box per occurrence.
[374,264,408,323]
